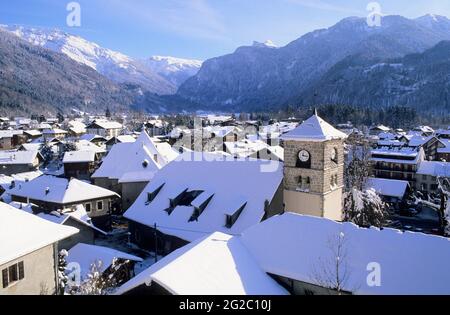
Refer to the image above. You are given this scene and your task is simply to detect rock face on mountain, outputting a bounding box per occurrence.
[177,15,450,112]
[299,40,450,113]
[0,29,135,116]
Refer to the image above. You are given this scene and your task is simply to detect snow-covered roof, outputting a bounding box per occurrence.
[68,120,86,134]
[63,150,96,163]
[169,127,191,139]
[8,175,119,204]
[0,170,43,191]
[79,134,108,142]
[10,202,107,235]
[23,130,42,137]
[281,114,347,142]
[202,115,234,124]
[123,152,283,242]
[240,213,450,295]
[75,140,105,154]
[224,140,269,158]
[8,201,35,214]
[371,147,424,165]
[115,232,288,295]
[371,125,391,132]
[438,139,450,154]
[378,132,397,140]
[20,143,42,151]
[266,146,284,162]
[0,130,15,139]
[377,140,404,147]
[116,135,136,143]
[118,171,157,184]
[413,125,434,133]
[366,178,409,198]
[37,123,52,130]
[0,202,78,266]
[93,131,176,181]
[417,161,450,177]
[203,126,238,138]
[0,150,40,165]
[407,135,435,147]
[88,120,123,130]
[67,243,142,280]
[42,128,68,135]
[146,119,167,129]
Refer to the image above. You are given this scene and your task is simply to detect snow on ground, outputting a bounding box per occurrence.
[94,220,161,276]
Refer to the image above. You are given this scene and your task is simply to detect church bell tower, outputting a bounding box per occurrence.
[281,112,347,221]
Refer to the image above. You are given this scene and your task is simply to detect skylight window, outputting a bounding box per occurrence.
[165,189,203,215]
[146,183,165,205]
[189,194,214,222]
[225,202,247,228]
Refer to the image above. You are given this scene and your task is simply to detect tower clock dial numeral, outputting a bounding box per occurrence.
[298,150,310,162]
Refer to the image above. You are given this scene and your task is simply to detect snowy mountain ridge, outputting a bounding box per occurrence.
[145,56,203,87]
[0,25,201,95]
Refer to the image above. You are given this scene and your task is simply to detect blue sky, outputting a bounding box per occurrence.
[1,0,450,60]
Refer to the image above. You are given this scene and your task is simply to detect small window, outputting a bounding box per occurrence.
[97,201,103,211]
[147,184,165,204]
[85,203,92,213]
[8,265,18,283]
[225,203,247,229]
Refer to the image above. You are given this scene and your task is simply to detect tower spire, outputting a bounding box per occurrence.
[314,108,318,116]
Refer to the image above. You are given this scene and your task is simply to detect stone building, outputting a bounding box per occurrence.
[281,113,347,221]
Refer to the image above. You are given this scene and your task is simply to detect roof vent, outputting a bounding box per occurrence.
[142,159,149,168]
[45,187,50,195]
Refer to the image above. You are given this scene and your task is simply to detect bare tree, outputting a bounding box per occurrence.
[311,232,351,295]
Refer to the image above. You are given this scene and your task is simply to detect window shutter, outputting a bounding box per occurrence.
[2,269,8,288]
[18,262,25,280]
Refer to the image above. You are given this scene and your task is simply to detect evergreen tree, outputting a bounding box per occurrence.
[57,112,64,123]
[344,188,388,228]
[41,144,54,166]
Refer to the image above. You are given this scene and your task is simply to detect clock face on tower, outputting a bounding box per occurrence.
[296,150,312,168]
[298,150,310,162]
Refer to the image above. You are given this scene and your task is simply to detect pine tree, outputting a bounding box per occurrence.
[41,144,54,166]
